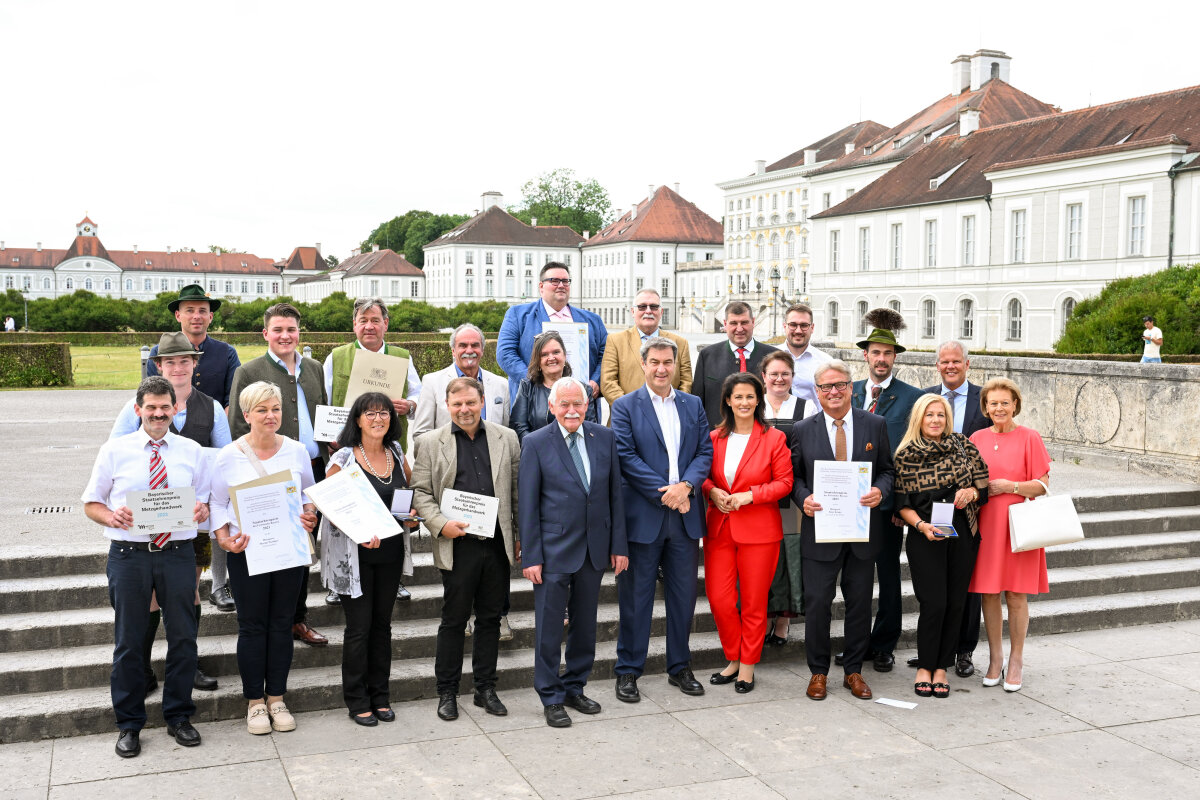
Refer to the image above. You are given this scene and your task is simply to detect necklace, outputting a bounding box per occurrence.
[357,444,393,481]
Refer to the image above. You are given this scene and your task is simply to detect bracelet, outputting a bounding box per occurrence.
[1012,482,1019,495]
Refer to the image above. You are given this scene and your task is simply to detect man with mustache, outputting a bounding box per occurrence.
[692,302,777,428]
[600,289,692,406]
[411,323,510,440]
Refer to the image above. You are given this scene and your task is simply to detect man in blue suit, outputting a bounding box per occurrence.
[519,377,628,728]
[847,311,923,673]
[610,336,714,702]
[497,262,607,404]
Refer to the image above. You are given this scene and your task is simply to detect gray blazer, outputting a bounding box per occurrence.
[411,364,511,442]
[411,421,520,571]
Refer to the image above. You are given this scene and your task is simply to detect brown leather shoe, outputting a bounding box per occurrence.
[843,672,873,699]
[292,622,328,646]
[806,674,828,700]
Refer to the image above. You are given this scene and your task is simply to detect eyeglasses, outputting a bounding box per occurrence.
[543,277,571,286]
[986,400,1014,409]
[635,303,661,311]
[764,372,793,381]
[361,410,390,420]
[785,322,813,330]
[815,381,852,393]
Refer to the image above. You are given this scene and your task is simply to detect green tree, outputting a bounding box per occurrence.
[508,168,612,235]
[208,245,244,254]
[1056,263,1200,355]
[362,211,468,268]
[326,254,340,268]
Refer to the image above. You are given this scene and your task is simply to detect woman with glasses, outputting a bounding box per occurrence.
[968,378,1050,693]
[510,331,599,443]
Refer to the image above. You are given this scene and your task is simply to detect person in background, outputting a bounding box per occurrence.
[780,303,829,416]
[1141,315,1164,363]
[4,315,15,332]
[146,284,240,408]
[411,323,510,441]
[600,288,692,406]
[692,302,777,428]
[511,331,599,442]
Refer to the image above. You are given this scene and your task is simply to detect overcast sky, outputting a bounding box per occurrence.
[3,0,1196,263]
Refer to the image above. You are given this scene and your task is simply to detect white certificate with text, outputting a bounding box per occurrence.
[304,467,402,545]
[235,481,311,576]
[440,489,499,538]
[813,461,872,543]
[129,487,196,536]
[313,405,351,443]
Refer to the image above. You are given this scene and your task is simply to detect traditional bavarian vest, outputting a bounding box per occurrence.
[330,341,412,442]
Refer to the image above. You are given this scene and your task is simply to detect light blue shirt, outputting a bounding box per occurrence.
[455,364,488,420]
[110,397,232,447]
[941,383,967,435]
[557,422,590,486]
[269,350,319,459]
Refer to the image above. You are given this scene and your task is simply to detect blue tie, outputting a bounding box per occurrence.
[946,390,962,434]
[568,432,589,493]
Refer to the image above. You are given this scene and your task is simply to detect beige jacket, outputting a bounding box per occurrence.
[600,327,693,405]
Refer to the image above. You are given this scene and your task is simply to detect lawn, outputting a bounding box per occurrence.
[71,345,264,389]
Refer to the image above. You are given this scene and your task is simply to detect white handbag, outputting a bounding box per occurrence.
[1008,479,1084,552]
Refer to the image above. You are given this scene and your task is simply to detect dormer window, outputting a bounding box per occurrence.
[145,259,152,265]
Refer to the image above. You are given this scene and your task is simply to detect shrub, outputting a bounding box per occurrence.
[0,343,73,387]
[1057,263,1200,354]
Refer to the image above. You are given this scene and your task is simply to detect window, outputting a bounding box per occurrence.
[1061,297,1076,335]
[240,281,248,293]
[962,215,975,266]
[960,299,974,339]
[505,252,513,266]
[564,254,571,266]
[822,192,831,210]
[144,278,153,291]
[208,280,216,291]
[524,277,532,296]
[1007,298,1023,340]
[23,275,31,290]
[785,233,795,259]
[785,267,795,294]
[705,252,714,261]
[465,252,474,265]
[826,301,839,336]
[256,281,264,294]
[524,253,532,266]
[1066,203,1083,259]
[43,277,51,290]
[857,301,869,336]
[845,188,855,199]
[83,277,92,290]
[1127,196,1146,256]
[126,279,134,291]
[103,278,112,291]
[160,279,169,291]
[925,219,938,267]
[272,281,279,294]
[485,278,493,296]
[770,235,780,260]
[1011,209,1027,263]
[636,277,644,291]
[858,227,870,271]
[411,281,420,298]
[686,251,695,262]
[921,299,936,338]
[772,194,778,210]
[788,193,794,208]
[801,234,808,253]
[829,231,840,272]
[755,236,765,262]
[225,280,232,293]
[65,277,74,290]
[465,278,474,297]
[661,278,669,298]
[757,196,763,212]
[484,252,493,265]
[802,189,808,201]
[888,299,901,313]
[661,252,670,265]
[4,276,12,289]
[176,279,184,289]
[891,223,903,269]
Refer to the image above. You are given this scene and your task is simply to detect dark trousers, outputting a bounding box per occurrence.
[107,541,197,730]
[341,557,403,714]
[533,558,605,705]
[293,457,325,625]
[434,537,509,695]
[615,512,699,677]
[227,552,306,698]
[803,544,875,675]
[907,532,978,670]
[959,592,982,654]
[869,517,904,656]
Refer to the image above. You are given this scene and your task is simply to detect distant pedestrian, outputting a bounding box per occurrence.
[4,315,14,332]
[1141,316,1163,363]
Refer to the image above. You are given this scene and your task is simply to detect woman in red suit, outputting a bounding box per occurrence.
[702,373,794,693]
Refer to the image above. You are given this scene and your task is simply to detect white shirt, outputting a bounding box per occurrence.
[1143,326,1163,359]
[645,384,682,483]
[940,383,968,435]
[862,374,893,410]
[557,422,590,485]
[81,430,210,542]
[763,394,799,421]
[724,432,751,487]
[322,340,423,409]
[728,339,756,359]
[787,344,831,414]
[269,349,319,460]
[544,301,573,322]
[209,437,315,537]
[824,412,854,458]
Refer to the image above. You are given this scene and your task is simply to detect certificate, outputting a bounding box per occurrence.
[313,405,350,443]
[345,347,411,407]
[196,448,221,533]
[129,487,196,536]
[542,321,589,382]
[440,489,499,538]
[304,466,402,545]
[813,461,872,543]
[232,476,311,576]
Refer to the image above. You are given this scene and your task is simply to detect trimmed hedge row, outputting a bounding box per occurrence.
[302,340,507,379]
[0,343,73,388]
[5,331,498,347]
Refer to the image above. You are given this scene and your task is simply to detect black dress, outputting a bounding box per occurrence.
[765,397,807,619]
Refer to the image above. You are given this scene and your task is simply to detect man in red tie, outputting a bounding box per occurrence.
[692,302,777,428]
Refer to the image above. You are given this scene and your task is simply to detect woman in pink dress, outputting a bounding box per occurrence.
[968,378,1051,694]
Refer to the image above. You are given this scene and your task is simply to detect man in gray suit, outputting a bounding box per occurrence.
[411,377,520,723]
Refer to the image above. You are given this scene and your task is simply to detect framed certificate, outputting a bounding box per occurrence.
[813,461,872,543]
[440,489,499,538]
[345,348,411,407]
[129,487,196,536]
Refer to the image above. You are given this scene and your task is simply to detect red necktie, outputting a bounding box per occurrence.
[736,348,747,373]
[869,385,882,413]
[149,440,171,547]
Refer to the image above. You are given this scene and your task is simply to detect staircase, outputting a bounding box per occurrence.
[3,485,1200,743]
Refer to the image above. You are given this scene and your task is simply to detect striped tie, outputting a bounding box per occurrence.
[149,440,171,547]
[568,433,590,493]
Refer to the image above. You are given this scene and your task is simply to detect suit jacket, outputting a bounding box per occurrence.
[692,339,779,428]
[496,300,607,403]
[600,327,693,405]
[852,376,924,457]
[410,422,520,571]
[227,353,328,448]
[518,421,628,574]
[611,387,713,543]
[924,381,988,437]
[411,364,511,441]
[788,409,895,561]
[701,423,793,545]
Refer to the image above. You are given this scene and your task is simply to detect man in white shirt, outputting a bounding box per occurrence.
[781,303,829,417]
[82,376,211,758]
[1141,315,1164,363]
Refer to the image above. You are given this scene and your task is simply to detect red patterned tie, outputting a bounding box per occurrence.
[869,385,882,413]
[736,348,747,373]
[149,440,171,547]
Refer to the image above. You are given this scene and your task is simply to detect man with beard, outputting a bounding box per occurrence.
[600,289,692,405]
[780,303,829,416]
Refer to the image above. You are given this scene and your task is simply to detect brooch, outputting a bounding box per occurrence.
[865,443,874,452]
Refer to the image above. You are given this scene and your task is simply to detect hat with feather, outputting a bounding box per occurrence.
[856,307,907,353]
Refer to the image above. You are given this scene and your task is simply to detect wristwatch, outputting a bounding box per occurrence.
[682,480,694,495]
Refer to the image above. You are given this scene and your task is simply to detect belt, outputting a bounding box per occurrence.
[114,539,193,552]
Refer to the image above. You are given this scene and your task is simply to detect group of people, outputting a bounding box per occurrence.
[83,268,1055,760]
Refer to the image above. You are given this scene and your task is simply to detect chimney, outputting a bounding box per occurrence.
[673,182,680,193]
[970,48,1011,91]
[959,107,981,136]
[804,149,818,165]
[480,191,503,210]
[844,142,854,155]
[582,231,589,240]
[951,54,971,93]
[399,253,405,260]
[630,201,638,220]
[372,243,380,252]
[133,245,138,254]
[36,242,42,251]
[166,246,172,254]
[0,241,5,250]
[351,247,361,257]
[315,242,321,252]
[754,160,766,175]
[648,184,655,196]
[531,217,537,227]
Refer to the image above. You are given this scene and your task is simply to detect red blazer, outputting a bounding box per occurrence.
[702,423,794,544]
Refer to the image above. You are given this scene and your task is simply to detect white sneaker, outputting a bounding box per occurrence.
[268,701,296,732]
[498,615,513,642]
[247,703,271,735]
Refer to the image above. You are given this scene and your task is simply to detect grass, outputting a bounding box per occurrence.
[71,345,264,390]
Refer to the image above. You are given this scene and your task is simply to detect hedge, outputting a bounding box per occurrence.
[0,343,73,388]
[3,331,498,347]
[302,340,507,379]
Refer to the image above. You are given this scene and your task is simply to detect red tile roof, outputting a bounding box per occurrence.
[76,215,97,227]
[766,121,892,172]
[334,249,423,278]
[814,84,1200,219]
[427,206,584,249]
[1,239,279,275]
[584,185,723,247]
[282,246,326,271]
[63,235,113,263]
[1,247,67,269]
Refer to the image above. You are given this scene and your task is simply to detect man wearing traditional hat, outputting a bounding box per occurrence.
[839,308,922,673]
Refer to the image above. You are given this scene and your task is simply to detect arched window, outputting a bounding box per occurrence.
[756,235,765,262]
[1007,298,1023,340]
[785,232,795,259]
[990,61,1000,80]
[889,298,901,313]
[65,277,74,290]
[770,234,780,260]
[1061,297,1076,335]
[827,301,840,336]
[43,277,51,290]
[103,278,112,291]
[960,298,975,339]
[84,277,93,290]
[125,278,133,291]
[921,298,937,338]
[784,267,795,295]
[857,301,869,335]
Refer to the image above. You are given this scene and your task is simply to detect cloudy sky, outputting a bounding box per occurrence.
[2,1,1195,263]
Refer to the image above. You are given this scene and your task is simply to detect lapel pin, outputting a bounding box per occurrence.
[865,443,874,452]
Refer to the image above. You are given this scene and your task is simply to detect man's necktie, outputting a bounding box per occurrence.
[869,385,882,413]
[736,348,747,373]
[834,419,847,461]
[946,390,962,433]
[148,440,171,547]
[568,432,589,493]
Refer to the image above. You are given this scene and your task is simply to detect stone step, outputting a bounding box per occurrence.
[1076,506,1200,539]
[6,583,1200,743]
[1069,486,1200,514]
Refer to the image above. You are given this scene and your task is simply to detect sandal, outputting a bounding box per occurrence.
[914,682,933,697]
[932,682,950,699]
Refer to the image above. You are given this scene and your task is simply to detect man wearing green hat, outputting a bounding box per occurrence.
[147,284,241,408]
